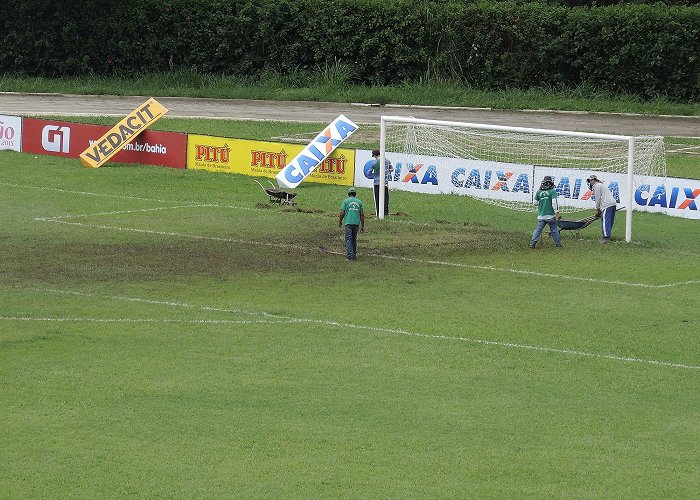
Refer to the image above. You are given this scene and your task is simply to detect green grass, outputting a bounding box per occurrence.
[666,137,700,179]
[1,146,699,498]
[2,70,699,116]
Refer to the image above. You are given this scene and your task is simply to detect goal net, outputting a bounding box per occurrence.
[378,116,666,242]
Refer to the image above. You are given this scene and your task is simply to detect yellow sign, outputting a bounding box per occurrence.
[187,135,355,186]
[79,98,168,168]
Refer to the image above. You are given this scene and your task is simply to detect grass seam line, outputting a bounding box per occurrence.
[0,182,182,204]
[36,204,213,221]
[0,316,301,325]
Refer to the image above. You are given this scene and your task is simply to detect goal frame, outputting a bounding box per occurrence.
[379,115,637,242]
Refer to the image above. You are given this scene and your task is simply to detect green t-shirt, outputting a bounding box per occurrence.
[535,188,558,219]
[341,196,363,225]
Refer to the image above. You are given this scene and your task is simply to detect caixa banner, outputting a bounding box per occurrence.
[353,150,699,220]
[0,115,22,151]
[634,177,700,219]
[21,117,187,168]
[353,149,534,204]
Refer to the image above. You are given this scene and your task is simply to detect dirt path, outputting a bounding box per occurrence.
[1,92,698,137]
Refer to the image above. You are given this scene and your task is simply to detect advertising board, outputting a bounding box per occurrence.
[276,114,358,189]
[187,135,354,186]
[0,115,22,151]
[354,149,534,203]
[22,117,186,168]
[79,98,168,168]
[354,150,700,220]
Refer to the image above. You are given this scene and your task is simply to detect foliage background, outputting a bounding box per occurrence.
[1,0,699,101]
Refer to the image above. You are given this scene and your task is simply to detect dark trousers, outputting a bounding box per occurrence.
[373,185,390,216]
[344,224,359,259]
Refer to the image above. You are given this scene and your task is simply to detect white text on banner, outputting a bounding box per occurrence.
[276,114,357,189]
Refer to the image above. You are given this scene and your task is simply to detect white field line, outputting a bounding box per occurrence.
[39,218,312,251]
[5,286,699,371]
[1,182,182,204]
[0,316,300,325]
[2,182,263,213]
[666,144,700,154]
[373,253,700,289]
[37,204,213,221]
[20,287,278,318]
[35,217,700,289]
[2,178,454,236]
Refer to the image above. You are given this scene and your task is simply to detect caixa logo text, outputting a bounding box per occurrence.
[451,168,530,192]
[42,125,70,153]
[386,163,440,185]
[636,185,699,210]
[555,177,620,203]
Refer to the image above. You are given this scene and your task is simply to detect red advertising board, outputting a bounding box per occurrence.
[21,118,186,168]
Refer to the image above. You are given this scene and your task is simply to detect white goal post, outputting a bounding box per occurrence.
[378,115,666,242]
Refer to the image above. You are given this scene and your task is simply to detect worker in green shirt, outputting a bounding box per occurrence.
[530,176,562,248]
[339,187,365,260]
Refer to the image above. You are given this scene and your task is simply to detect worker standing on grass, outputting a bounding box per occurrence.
[339,187,365,261]
[586,174,617,243]
[529,176,562,249]
[369,149,393,217]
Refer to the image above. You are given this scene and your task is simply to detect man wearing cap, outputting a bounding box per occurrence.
[587,175,617,243]
[339,187,365,260]
[529,175,561,249]
[369,149,393,217]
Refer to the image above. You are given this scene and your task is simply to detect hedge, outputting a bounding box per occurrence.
[1,0,698,101]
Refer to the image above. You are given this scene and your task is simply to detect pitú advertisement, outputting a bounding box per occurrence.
[188,135,354,186]
[22,117,186,168]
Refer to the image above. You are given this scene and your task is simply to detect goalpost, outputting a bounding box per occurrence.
[378,116,666,242]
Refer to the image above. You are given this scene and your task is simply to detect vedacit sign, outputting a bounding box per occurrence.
[79,98,168,168]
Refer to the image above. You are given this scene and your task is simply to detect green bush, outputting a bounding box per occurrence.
[1,0,698,101]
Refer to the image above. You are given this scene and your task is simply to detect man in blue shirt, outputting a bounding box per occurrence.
[369,149,393,217]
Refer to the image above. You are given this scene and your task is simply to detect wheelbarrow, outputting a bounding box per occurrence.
[254,180,297,206]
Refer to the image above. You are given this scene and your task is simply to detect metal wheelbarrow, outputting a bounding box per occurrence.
[254,180,297,206]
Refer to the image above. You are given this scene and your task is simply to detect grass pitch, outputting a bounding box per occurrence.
[1,150,698,498]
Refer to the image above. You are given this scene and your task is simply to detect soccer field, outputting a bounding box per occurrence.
[1,151,698,498]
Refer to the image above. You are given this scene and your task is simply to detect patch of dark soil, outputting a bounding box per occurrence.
[0,228,345,284]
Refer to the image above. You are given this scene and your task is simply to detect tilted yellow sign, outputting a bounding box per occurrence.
[79,98,168,168]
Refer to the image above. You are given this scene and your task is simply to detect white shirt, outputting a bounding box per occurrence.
[592,182,616,210]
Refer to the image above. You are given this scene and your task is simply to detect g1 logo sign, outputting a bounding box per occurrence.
[42,125,71,153]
